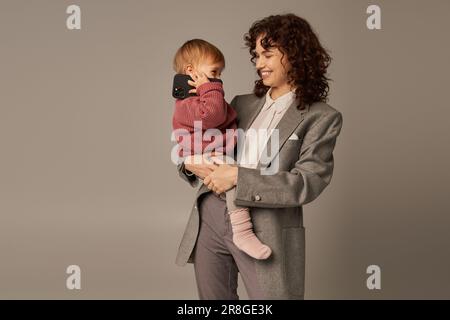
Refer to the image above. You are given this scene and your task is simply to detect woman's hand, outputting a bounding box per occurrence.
[203,162,238,194]
[184,154,218,180]
[187,71,209,94]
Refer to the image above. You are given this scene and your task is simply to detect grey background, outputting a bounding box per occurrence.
[1,0,449,299]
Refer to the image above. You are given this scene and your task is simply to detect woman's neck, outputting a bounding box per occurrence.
[270,84,295,100]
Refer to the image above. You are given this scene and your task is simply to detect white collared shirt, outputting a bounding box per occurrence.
[239,88,297,169]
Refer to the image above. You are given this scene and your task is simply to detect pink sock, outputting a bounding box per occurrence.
[228,208,272,260]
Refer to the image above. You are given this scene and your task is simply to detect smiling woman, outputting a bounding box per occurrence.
[252,38,294,100]
[177,13,343,300]
[244,13,332,108]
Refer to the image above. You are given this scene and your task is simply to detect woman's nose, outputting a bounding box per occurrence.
[255,58,264,70]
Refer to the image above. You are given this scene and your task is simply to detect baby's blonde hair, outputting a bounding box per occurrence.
[173,39,225,74]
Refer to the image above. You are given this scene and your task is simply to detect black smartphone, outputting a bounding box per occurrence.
[172,74,223,99]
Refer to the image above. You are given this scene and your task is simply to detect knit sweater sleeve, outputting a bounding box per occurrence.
[173,82,229,129]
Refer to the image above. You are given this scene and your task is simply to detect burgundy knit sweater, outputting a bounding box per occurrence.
[172,82,237,157]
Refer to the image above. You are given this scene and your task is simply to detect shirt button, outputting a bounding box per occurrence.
[194,205,197,210]
[254,195,261,201]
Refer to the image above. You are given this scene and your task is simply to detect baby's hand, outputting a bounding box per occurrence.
[187,71,210,94]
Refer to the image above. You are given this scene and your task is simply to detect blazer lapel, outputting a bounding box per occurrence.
[257,99,309,169]
[240,96,267,131]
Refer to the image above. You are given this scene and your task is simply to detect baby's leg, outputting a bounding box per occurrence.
[225,187,272,260]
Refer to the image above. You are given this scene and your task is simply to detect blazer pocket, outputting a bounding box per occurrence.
[282,227,305,297]
[284,138,302,144]
[282,138,302,151]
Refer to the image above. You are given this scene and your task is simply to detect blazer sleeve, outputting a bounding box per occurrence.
[234,111,343,208]
[177,162,199,188]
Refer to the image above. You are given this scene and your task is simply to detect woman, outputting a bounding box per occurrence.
[176,13,343,299]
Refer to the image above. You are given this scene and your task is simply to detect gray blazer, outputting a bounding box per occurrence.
[175,93,343,299]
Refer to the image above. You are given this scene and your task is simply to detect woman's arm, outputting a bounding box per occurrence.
[177,154,218,188]
[177,162,199,188]
[234,111,343,208]
[204,111,343,208]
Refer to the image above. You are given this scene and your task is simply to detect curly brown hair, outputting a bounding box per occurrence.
[244,14,332,108]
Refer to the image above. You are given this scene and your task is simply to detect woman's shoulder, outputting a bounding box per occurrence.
[230,94,342,123]
[307,101,342,118]
[304,101,343,133]
[232,94,340,112]
[230,93,258,107]
[229,93,261,117]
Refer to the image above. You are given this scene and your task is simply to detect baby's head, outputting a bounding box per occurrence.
[173,39,225,79]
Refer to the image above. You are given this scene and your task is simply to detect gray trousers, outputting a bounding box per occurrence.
[193,191,266,300]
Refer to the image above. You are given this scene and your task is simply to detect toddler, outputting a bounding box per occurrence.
[172,39,271,260]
